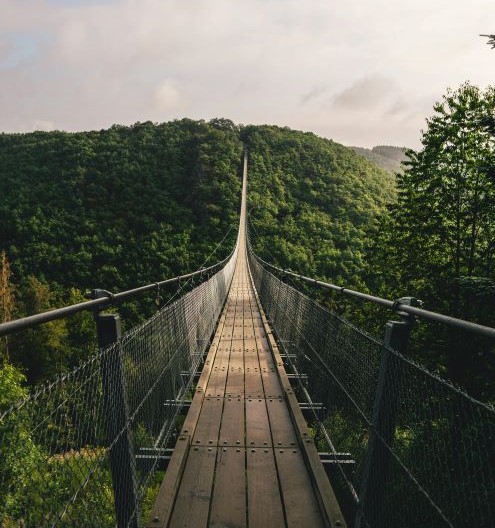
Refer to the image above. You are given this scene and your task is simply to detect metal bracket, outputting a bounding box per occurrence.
[287,373,309,382]
[136,448,175,472]
[319,452,355,465]
[163,399,192,410]
[392,296,423,323]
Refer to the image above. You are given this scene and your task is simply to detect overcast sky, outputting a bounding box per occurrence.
[1,0,494,148]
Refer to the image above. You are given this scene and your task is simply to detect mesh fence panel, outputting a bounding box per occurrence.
[248,249,495,528]
[0,254,236,528]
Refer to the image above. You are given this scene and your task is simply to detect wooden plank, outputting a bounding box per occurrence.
[243,338,257,353]
[275,448,325,528]
[225,338,244,344]
[253,326,266,338]
[257,348,275,367]
[209,447,247,528]
[192,318,226,395]
[225,369,244,398]
[219,397,245,447]
[228,354,244,371]
[251,314,279,400]
[181,381,211,438]
[221,326,234,338]
[261,369,284,399]
[205,367,228,398]
[206,342,230,397]
[244,347,264,398]
[230,334,244,348]
[266,398,299,447]
[192,397,224,446]
[211,351,230,369]
[244,374,263,398]
[247,448,285,528]
[255,334,270,350]
[245,398,272,447]
[168,446,217,528]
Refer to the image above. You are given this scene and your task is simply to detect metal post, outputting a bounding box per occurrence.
[355,298,420,528]
[93,291,139,528]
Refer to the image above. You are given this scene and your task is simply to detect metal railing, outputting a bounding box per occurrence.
[253,254,495,340]
[0,246,237,527]
[0,244,235,338]
[248,242,495,528]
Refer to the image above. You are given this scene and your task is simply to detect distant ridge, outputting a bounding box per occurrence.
[350,145,409,174]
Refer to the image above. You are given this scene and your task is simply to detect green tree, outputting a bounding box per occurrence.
[0,251,14,362]
[0,119,243,383]
[369,82,495,398]
[11,277,68,384]
[0,363,41,524]
[244,124,396,288]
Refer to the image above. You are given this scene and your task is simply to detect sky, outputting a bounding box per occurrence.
[1,0,494,148]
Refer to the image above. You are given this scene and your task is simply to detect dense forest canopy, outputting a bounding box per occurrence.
[0,119,394,384]
[0,101,493,403]
[351,145,409,174]
[0,119,242,293]
[0,119,243,382]
[244,125,396,288]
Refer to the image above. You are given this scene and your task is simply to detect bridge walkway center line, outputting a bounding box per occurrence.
[147,153,346,528]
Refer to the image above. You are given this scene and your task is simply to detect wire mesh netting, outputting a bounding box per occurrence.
[0,254,236,528]
[248,248,495,528]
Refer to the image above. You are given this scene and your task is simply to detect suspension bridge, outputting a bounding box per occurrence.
[1,152,494,528]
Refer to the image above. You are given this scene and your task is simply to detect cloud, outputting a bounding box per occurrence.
[153,80,183,112]
[299,85,328,106]
[0,0,494,148]
[295,75,437,148]
[32,120,56,131]
[332,76,397,110]
[46,0,116,5]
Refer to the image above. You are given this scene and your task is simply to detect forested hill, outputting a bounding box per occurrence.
[351,145,409,174]
[0,120,395,298]
[0,119,243,293]
[0,119,395,382]
[244,125,396,287]
[2,84,493,402]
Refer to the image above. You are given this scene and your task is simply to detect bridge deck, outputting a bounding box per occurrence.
[147,154,344,528]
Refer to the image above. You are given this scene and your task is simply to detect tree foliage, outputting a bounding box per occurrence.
[367,82,495,400]
[243,125,396,288]
[0,119,243,382]
[2,110,492,399]
[0,119,397,384]
[0,252,14,362]
[351,145,408,174]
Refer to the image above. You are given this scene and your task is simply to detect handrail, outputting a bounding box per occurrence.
[252,252,495,340]
[0,249,234,338]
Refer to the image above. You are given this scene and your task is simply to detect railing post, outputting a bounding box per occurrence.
[355,298,420,528]
[93,290,139,528]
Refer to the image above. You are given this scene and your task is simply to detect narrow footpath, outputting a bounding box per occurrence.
[148,153,345,528]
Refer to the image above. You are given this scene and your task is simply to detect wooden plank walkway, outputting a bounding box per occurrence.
[147,153,346,528]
